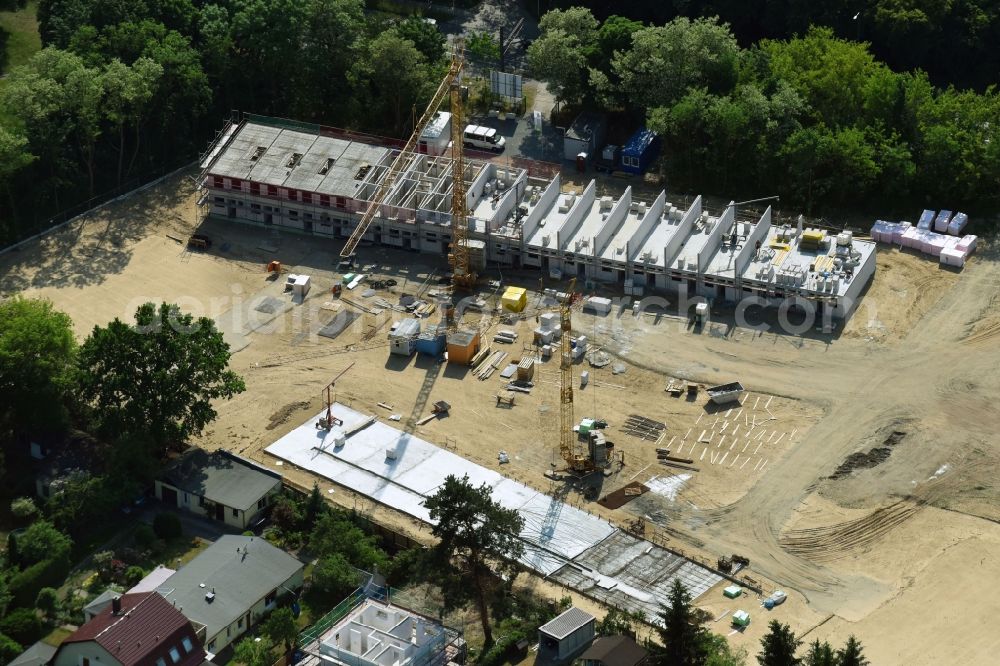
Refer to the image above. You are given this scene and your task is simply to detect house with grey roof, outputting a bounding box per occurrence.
[155,449,282,530]
[157,535,304,655]
[538,607,595,663]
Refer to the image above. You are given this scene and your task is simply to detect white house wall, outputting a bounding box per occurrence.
[735,207,772,276]
[594,186,631,257]
[556,180,596,251]
[522,174,561,241]
[627,191,665,263]
[664,195,702,269]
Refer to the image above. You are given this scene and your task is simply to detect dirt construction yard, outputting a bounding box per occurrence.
[4,172,1000,663]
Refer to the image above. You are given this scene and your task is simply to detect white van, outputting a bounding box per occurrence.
[463,125,506,152]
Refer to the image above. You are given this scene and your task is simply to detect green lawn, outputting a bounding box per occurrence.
[43,627,73,647]
[0,0,41,73]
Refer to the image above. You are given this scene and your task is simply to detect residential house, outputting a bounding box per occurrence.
[579,636,649,666]
[50,593,206,666]
[157,535,305,654]
[8,642,58,666]
[155,449,282,530]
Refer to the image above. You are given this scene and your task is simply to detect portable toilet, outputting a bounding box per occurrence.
[501,286,528,312]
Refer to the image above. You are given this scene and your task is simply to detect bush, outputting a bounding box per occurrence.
[16,521,72,567]
[153,512,182,540]
[8,556,72,608]
[35,587,60,618]
[124,566,146,587]
[9,497,39,523]
[0,608,43,646]
[133,524,157,548]
[310,553,359,599]
[0,633,22,666]
[93,551,115,582]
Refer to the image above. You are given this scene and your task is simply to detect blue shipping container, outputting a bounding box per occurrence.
[620,128,659,175]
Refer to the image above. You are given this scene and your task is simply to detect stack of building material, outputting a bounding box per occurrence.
[501,286,528,312]
[947,212,969,236]
[517,357,535,381]
[583,296,612,315]
[917,209,935,230]
[535,311,559,344]
[940,235,978,268]
[934,210,953,233]
[870,220,911,243]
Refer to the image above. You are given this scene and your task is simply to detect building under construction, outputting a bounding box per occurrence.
[199,114,876,320]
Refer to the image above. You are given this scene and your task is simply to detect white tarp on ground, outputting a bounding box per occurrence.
[266,403,616,575]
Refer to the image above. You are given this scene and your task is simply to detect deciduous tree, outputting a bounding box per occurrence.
[78,302,245,452]
[262,607,298,652]
[234,635,274,666]
[0,297,77,439]
[17,520,72,567]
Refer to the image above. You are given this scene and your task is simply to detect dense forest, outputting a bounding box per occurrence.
[543,0,1000,92]
[1,0,998,247]
[0,0,447,245]
[529,8,1000,214]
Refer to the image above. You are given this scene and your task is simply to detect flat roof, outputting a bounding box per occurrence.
[702,219,759,278]
[740,227,876,297]
[635,215,687,268]
[567,112,605,142]
[421,111,451,139]
[524,192,575,247]
[599,204,645,261]
[561,200,607,253]
[207,122,389,198]
[622,128,656,156]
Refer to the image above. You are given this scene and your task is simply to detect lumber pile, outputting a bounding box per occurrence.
[475,350,508,380]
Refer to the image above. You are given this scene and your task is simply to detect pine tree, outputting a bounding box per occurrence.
[655,578,710,666]
[835,636,868,666]
[757,621,801,666]
[304,482,324,529]
[803,640,836,666]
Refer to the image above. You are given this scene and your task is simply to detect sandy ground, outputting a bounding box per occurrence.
[5,172,1000,661]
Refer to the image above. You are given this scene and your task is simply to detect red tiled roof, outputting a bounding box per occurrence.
[59,592,206,666]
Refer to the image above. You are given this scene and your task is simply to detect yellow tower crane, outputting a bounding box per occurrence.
[447,45,477,291]
[339,40,476,292]
[559,278,594,473]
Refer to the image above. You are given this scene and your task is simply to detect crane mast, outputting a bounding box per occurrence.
[340,42,466,260]
[559,278,592,472]
[448,42,476,291]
